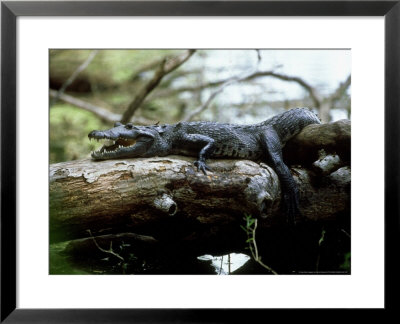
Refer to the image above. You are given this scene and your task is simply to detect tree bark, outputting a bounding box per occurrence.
[50,120,351,247]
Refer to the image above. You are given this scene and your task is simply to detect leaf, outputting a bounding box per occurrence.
[319,229,326,246]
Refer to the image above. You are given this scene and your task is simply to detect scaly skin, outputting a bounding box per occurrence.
[88,108,321,224]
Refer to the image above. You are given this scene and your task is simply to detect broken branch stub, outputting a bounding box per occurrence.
[153,193,178,216]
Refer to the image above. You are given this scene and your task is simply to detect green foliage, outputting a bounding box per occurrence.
[340,252,351,272]
[49,49,189,163]
[240,214,256,246]
[50,49,181,87]
[241,214,277,274]
[318,228,326,246]
[50,104,108,163]
[49,241,89,274]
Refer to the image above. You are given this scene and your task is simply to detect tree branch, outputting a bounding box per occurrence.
[329,75,351,103]
[50,50,99,106]
[120,49,196,124]
[87,229,124,262]
[243,71,321,108]
[182,79,234,122]
[183,51,263,121]
[49,89,120,123]
[49,89,157,125]
[155,70,321,111]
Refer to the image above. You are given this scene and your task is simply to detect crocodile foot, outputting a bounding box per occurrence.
[194,160,212,175]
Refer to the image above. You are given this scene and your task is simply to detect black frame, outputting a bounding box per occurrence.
[1,0,399,322]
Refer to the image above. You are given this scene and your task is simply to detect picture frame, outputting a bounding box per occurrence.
[1,0,399,321]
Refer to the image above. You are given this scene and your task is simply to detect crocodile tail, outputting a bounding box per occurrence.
[260,107,321,144]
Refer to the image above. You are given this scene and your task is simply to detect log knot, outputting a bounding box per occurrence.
[153,193,178,216]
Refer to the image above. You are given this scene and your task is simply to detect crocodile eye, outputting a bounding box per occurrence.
[114,122,122,127]
[125,123,133,129]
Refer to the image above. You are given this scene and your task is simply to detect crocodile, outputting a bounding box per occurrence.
[88,107,321,224]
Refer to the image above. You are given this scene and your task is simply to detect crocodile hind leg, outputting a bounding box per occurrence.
[260,129,300,226]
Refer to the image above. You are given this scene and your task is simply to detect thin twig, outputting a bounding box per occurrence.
[156,69,321,111]
[315,228,326,273]
[242,216,278,274]
[255,49,262,67]
[87,229,124,262]
[252,219,259,260]
[182,79,234,122]
[51,50,99,106]
[183,51,263,122]
[120,49,196,123]
[249,219,278,275]
[181,50,322,122]
[341,229,351,239]
[49,89,120,123]
[329,74,351,103]
[243,71,321,108]
[49,89,157,125]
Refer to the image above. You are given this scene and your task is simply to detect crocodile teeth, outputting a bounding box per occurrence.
[104,139,115,146]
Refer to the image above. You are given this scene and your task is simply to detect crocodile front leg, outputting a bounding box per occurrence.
[260,128,300,225]
[180,134,215,175]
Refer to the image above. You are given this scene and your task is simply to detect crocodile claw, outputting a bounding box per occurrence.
[194,160,212,175]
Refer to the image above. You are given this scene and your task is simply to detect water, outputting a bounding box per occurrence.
[175,49,351,122]
[197,253,251,275]
[190,49,351,100]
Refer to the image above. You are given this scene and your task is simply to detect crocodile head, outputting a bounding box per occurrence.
[88,122,159,160]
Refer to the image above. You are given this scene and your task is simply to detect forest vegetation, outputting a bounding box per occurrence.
[50,49,351,275]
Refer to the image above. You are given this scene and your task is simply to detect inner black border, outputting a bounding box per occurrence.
[1,1,399,322]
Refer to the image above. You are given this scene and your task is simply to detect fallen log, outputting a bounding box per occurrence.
[50,120,351,246]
